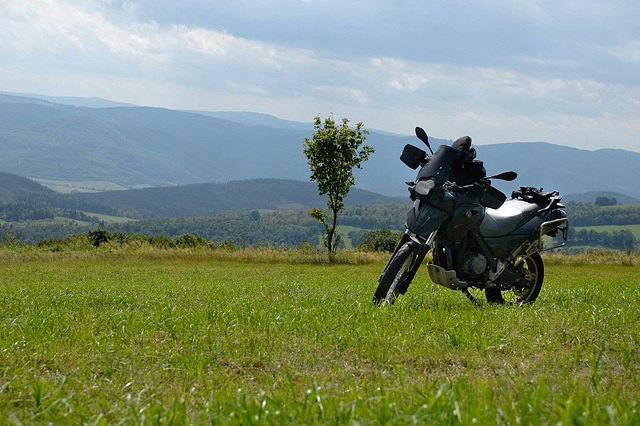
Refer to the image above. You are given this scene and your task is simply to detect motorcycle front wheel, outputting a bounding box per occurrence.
[485,252,544,305]
[373,242,417,306]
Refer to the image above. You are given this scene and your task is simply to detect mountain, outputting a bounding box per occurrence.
[81,178,406,218]
[186,111,313,131]
[475,142,640,200]
[2,93,640,199]
[0,91,135,108]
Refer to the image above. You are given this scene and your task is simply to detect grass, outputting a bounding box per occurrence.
[0,247,639,424]
[336,225,369,250]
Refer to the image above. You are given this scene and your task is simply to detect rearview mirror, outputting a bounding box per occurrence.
[488,171,517,181]
[415,127,433,154]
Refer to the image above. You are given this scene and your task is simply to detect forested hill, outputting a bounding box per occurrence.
[81,179,407,218]
[0,172,53,202]
[0,171,146,219]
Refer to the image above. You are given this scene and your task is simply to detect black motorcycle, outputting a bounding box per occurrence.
[374,127,569,306]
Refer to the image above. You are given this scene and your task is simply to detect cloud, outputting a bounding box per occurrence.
[388,74,428,91]
[1,0,639,152]
[313,85,369,105]
[608,38,640,63]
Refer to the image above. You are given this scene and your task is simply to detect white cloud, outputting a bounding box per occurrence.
[313,85,369,105]
[388,73,428,91]
[608,38,640,63]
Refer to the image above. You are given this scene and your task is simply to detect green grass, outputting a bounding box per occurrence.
[0,248,639,424]
[336,225,369,249]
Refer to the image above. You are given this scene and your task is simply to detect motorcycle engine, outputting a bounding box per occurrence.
[462,252,488,277]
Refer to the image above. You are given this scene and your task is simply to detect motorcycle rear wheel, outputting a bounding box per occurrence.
[485,252,544,305]
[373,243,417,306]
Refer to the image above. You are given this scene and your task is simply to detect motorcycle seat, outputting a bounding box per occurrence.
[480,199,540,238]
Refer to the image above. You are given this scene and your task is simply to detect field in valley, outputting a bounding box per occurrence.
[0,248,639,424]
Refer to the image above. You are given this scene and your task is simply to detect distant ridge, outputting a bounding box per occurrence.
[186,111,313,131]
[0,91,135,108]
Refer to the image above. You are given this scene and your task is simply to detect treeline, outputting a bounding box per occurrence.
[113,212,322,247]
[1,220,94,244]
[0,202,54,221]
[15,193,146,219]
[564,202,640,226]
[0,202,102,223]
[339,203,407,229]
[0,210,324,246]
[565,227,636,251]
[0,203,407,246]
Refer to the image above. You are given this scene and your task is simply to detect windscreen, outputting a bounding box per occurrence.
[416,145,458,184]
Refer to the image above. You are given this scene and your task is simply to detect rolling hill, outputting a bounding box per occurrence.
[0,172,53,202]
[0,171,405,218]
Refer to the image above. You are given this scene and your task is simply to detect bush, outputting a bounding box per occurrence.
[357,227,403,252]
[173,234,214,249]
[88,229,110,247]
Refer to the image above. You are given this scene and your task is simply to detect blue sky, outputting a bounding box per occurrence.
[1,0,639,151]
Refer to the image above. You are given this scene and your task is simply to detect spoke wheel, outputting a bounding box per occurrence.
[485,253,544,305]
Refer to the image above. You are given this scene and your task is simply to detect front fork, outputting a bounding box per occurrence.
[379,230,437,295]
[378,230,412,281]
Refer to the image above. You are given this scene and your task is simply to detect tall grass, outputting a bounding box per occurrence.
[0,241,390,264]
[0,248,638,423]
[544,250,640,266]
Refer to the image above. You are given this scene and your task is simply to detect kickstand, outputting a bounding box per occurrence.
[461,288,480,306]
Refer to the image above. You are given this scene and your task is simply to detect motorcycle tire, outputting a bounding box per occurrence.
[485,252,544,305]
[373,243,417,306]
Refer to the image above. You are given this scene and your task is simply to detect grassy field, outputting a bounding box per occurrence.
[31,178,151,193]
[81,211,138,225]
[0,247,639,424]
[30,178,132,193]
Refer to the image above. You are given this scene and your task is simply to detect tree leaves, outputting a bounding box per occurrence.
[303,115,374,254]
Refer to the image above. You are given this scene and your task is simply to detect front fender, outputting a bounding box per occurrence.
[406,200,448,237]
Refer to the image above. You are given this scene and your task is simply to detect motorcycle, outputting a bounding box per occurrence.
[374,127,569,305]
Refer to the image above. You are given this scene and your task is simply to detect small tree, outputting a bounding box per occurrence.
[88,228,110,247]
[303,115,374,256]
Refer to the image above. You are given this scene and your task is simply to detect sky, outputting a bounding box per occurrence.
[1,0,639,152]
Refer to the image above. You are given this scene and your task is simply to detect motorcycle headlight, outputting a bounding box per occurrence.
[414,178,436,197]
